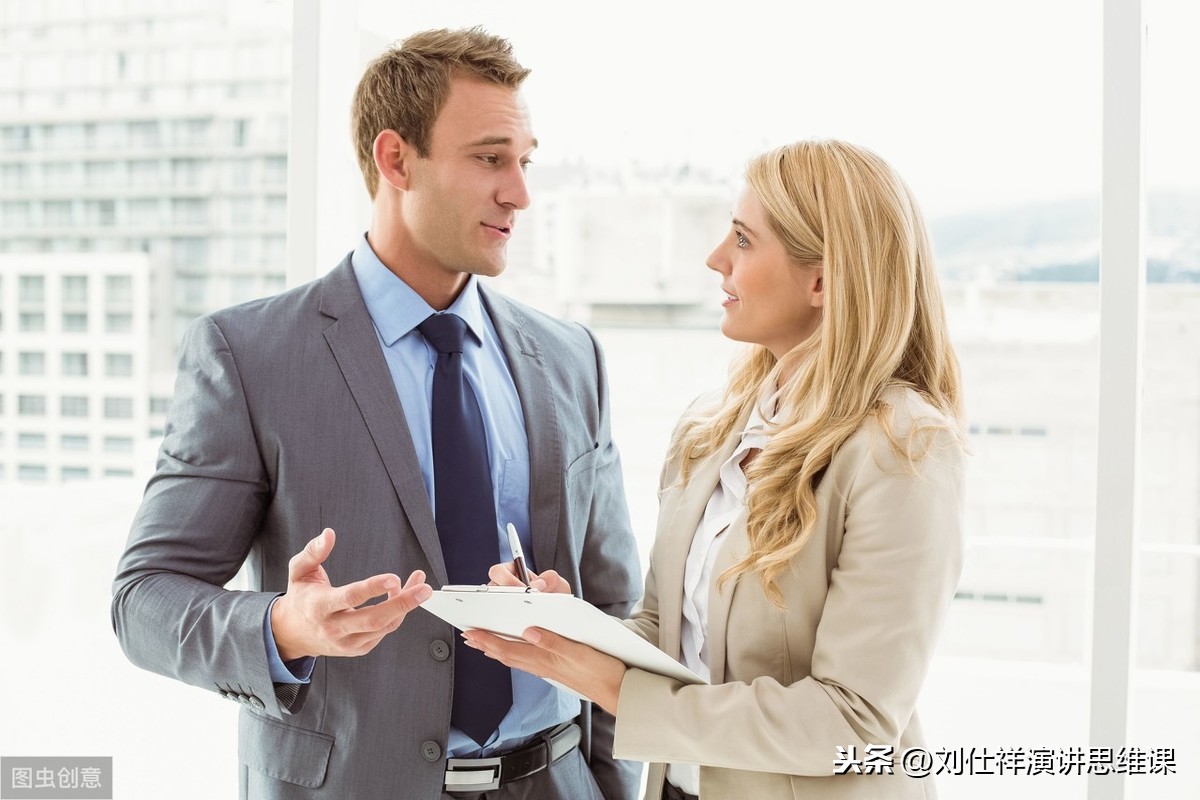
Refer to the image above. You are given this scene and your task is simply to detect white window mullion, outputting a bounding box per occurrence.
[1089,1,1146,798]
[288,0,373,286]
[286,0,321,288]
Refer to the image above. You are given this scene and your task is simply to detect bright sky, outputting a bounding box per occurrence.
[360,0,1197,218]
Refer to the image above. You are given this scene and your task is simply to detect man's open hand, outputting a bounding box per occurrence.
[270,528,431,661]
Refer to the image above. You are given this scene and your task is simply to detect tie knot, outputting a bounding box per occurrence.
[418,313,468,355]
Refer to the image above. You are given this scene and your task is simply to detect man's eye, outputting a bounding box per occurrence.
[478,155,499,165]
[519,160,533,171]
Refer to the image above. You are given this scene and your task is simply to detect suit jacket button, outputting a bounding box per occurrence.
[248,695,265,710]
[421,741,442,762]
[429,640,450,661]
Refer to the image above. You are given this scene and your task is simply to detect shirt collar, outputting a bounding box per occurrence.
[350,232,486,347]
[746,384,779,432]
[745,401,768,432]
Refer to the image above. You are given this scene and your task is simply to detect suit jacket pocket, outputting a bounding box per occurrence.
[565,443,601,482]
[239,709,334,788]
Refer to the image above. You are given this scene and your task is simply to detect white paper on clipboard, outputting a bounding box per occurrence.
[419,585,705,686]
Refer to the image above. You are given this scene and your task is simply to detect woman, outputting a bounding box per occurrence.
[467,139,966,800]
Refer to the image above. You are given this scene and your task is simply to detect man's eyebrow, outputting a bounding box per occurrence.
[732,217,756,236]
[464,135,539,150]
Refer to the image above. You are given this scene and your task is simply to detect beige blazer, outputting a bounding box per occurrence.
[613,386,965,800]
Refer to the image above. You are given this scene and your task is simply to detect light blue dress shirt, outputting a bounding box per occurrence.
[263,233,579,756]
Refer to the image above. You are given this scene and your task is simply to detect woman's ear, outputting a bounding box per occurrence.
[374,129,413,192]
[810,268,825,309]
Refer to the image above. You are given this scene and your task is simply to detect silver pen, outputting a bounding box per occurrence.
[505,522,533,589]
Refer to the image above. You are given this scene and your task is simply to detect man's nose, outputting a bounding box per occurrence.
[499,164,531,210]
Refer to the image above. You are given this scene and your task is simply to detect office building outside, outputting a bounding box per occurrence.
[0,0,292,379]
[0,252,150,483]
[492,168,731,325]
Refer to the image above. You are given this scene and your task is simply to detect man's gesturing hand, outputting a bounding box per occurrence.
[270,528,432,661]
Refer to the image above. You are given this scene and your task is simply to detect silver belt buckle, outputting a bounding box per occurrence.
[444,756,503,792]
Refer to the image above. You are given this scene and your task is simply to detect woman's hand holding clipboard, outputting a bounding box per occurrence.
[418,524,703,705]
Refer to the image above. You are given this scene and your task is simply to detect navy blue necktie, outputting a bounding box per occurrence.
[418,312,512,746]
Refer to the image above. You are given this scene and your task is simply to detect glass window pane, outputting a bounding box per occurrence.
[128,198,161,226]
[2,200,31,226]
[105,353,133,377]
[1131,3,1200,798]
[17,464,47,481]
[61,466,90,481]
[263,155,286,185]
[105,275,133,305]
[60,395,89,417]
[18,395,45,416]
[105,312,132,333]
[42,199,73,225]
[129,159,159,188]
[18,351,45,375]
[62,275,88,303]
[19,274,44,303]
[61,352,88,377]
[103,396,133,419]
[18,433,45,449]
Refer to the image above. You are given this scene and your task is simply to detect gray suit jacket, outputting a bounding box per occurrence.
[111,256,644,799]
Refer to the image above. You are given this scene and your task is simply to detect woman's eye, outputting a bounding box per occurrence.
[735,231,749,249]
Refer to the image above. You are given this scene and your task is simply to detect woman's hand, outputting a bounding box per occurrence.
[462,627,626,715]
[487,562,573,594]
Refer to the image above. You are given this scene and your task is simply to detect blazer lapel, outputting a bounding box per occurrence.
[479,287,561,575]
[705,508,749,684]
[318,258,448,584]
[655,403,754,662]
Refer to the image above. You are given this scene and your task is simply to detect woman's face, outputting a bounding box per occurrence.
[706,187,823,359]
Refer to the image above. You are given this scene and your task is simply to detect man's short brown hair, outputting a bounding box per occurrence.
[350,27,531,197]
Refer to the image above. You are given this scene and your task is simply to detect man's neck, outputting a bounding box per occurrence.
[365,228,468,312]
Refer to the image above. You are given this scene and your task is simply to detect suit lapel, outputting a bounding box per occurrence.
[318,258,448,584]
[479,287,561,575]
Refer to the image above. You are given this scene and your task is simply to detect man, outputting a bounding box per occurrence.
[111,27,643,800]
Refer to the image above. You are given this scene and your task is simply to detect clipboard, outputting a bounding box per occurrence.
[419,586,705,686]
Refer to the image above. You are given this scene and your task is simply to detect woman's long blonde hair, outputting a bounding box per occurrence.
[674,139,963,605]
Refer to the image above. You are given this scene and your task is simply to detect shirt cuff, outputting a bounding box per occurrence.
[264,596,315,684]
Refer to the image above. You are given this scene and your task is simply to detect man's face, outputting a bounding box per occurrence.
[401,77,536,281]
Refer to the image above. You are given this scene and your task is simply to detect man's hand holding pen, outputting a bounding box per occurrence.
[474,526,626,715]
[491,522,573,594]
[487,562,572,594]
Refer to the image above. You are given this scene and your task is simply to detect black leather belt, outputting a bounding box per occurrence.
[443,722,581,793]
[662,781,699,800]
